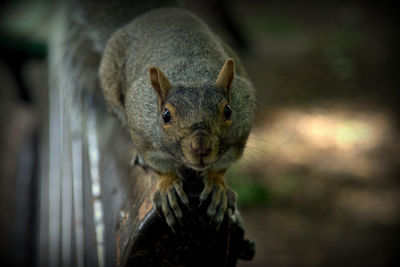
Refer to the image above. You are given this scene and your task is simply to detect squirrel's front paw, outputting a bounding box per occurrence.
[152,173,189,229]
[199,171,237,228]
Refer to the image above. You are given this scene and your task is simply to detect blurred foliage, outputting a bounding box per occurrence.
[227,169,270,209]
[0,0,50,57]
[246,15,298,36]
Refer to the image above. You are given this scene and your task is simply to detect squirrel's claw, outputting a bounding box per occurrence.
[199,180,214,205]
[173,182,189,207]
[226,188,237,216]
[214,188,237,228]
[199,177,237,229]
[152,177,188,229]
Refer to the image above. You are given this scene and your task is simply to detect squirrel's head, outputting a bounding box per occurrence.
[149,59,235,171]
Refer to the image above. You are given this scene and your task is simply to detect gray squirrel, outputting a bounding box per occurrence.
[54,0,256,228]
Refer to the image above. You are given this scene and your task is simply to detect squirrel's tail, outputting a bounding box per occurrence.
[49,0,180,99]
[64,0,182,51]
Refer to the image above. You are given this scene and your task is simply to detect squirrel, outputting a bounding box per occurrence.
[99,7,256,228]
[54,1,256,228]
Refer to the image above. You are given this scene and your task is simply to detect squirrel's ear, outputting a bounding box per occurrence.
[99,31,127,125]
[216,58,234,100]
[149,66,172,105]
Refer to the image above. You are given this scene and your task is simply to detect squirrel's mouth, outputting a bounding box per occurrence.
[186,154,222,171]
[188,160,209,171]
[186,156,216,170]
[194,162,206,168]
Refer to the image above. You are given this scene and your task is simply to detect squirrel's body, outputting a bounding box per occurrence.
[54,2,256,227]
[101,8,255,173]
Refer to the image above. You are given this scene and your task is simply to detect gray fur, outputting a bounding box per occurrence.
[100,7,256,172]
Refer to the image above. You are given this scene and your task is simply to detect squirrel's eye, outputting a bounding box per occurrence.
[223,104,232,120]
[162,109,172,123]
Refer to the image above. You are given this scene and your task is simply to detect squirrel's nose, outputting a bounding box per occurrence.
[191,135,212,157]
